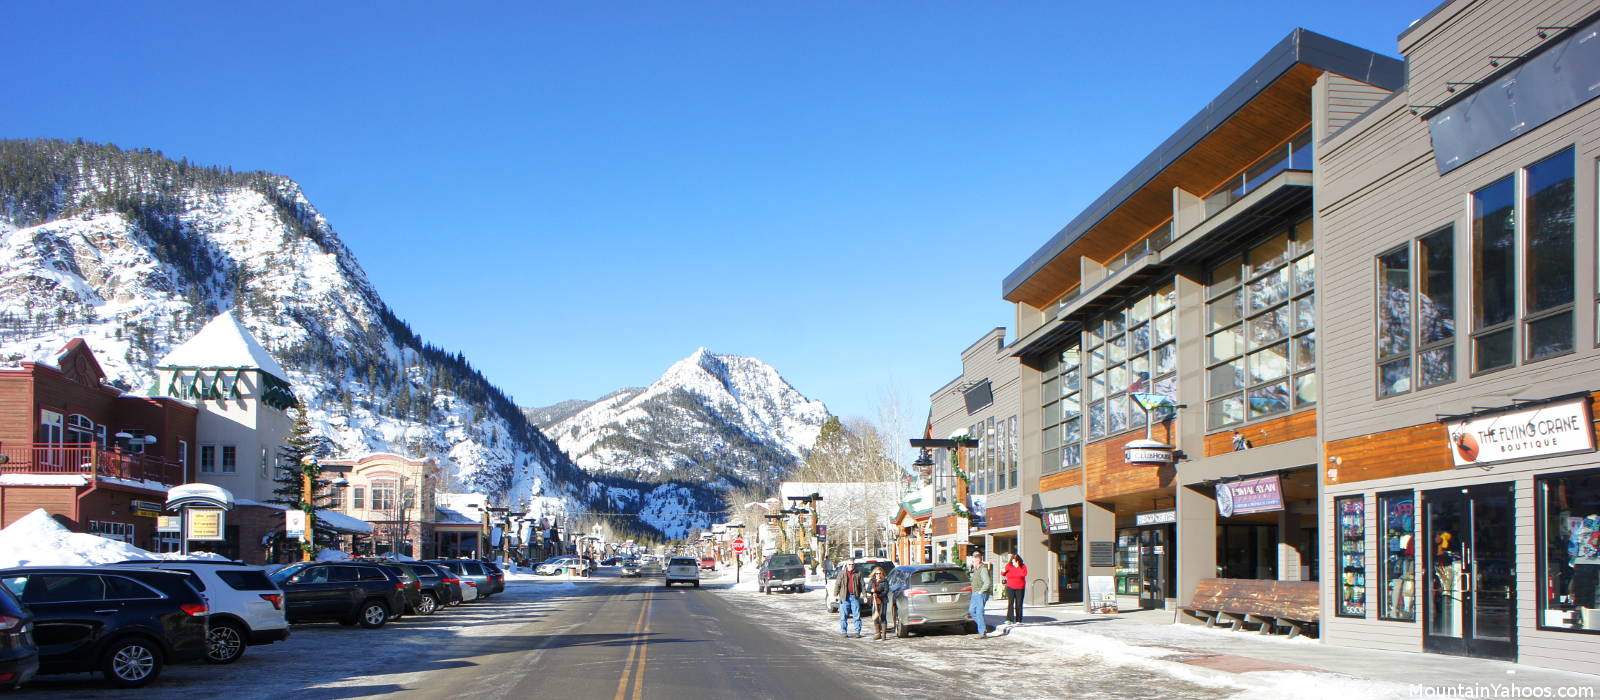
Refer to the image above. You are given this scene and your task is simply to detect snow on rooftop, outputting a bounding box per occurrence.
[236,499,373,534]
[0,508,227,567]
[156,309,289,379]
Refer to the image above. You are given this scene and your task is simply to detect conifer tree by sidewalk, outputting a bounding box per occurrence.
[268,408,339,556]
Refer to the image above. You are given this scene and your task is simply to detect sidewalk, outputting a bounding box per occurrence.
[982,600,1600,697]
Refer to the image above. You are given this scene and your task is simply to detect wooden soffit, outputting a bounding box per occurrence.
[1007,63,1323,308]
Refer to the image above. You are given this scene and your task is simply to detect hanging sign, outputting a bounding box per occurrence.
[131,500,164,518]
[1445,397,1595,467]
[1216,474,1284,517]
[187,509,226,541]
[1041,507,1074,534]
[285,510,306,540]
[1124,439,1176,465]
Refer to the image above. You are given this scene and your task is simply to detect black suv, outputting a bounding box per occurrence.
[358,560,443,615]
[268,562,406,629]
[0,567,209,688]
[396,562,457,612]
[0,583,37,689]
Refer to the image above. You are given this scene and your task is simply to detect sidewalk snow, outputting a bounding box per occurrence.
[0,508,228,567]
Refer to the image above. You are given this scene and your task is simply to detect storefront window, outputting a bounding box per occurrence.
[1378,491,1417,621]
[1336,495,1367,617]
[1116,528,1140,595]
[1539,468,1600,632]
[1207,219,1315,428]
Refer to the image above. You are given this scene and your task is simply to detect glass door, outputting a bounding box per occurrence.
[1423,483,1516,660]
[1138,526,1170,610]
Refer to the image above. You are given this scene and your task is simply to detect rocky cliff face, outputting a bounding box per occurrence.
[547,348,832,491]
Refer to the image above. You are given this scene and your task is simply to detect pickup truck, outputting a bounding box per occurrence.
[758,553,806,594]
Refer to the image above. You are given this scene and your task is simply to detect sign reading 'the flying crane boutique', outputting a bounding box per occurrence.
[1446,397,1596,468]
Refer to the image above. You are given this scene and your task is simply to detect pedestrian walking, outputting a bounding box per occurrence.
[1002,553,1027,626]
[831,561,865,638]
[968,551,992,638]
[865,567,891,640]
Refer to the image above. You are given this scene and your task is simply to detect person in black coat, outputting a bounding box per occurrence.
[865,567,891,640]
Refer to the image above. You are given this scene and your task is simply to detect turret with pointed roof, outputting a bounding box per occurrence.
[155,310,296,410]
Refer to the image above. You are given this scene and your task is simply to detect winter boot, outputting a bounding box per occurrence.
[874,621,884,640]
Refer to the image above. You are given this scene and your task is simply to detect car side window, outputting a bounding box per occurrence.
[362,568,391,582]
[24,574,104,603]
[463,562,484,576]
[1,576,25,598]
[297,566,331,584]
[167,568,206,591]
[103,576,161,600]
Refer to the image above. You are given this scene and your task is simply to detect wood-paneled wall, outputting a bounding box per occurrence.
[1039,468,1082,493]
[931,515,956,537]
[1083,422,1177,501]
[1204,409,1317,457]
[986,503,1020,530]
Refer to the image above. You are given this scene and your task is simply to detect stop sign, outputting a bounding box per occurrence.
[732,538,746,553]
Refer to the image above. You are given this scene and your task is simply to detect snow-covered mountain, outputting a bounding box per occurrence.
[547,349,832,490]
[0,139,638,531]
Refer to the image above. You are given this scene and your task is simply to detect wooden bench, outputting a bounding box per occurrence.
[1179,578,1320,638]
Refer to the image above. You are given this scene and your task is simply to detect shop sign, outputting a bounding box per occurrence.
[157,515,181,533]
[1124,439,1176,465]
[1088,541,1116,567]
[130,499,163,518]
[1445,397,1595,467]
[1041,507,1073,534]
[285,510,305,540]
[1134,509,1176,526]
[1216,474,1284,517]
[970,495,987,530]
[186,509,225,541]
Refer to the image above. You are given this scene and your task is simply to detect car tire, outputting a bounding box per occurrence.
[357,599,390,629]
[896,608,910,638]
[963,621,978,635]
[417,593,439,615]
[205,620,247,664]
[693,581,700,588]
[101,636,164,688]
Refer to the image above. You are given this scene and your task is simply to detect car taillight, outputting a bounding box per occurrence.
[444,577,460,585]
[904,588,930,597]
[0,615,21,629]
[259,594,283,610]
[467,582,477,588]
[180,602,208,616]
[959,585,973,593]
[395,582,406,591]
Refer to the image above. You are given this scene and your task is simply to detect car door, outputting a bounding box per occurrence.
[282,565,333,619]
[2,573,106,667]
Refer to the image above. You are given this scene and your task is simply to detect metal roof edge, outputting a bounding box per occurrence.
[1001,29,1403,301]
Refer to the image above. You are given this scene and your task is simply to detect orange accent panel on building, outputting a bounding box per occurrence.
[985,503,1021,530]
[1039,468,1082,493]
[1204,409,1317,457]
[931,515,956,537]
[1083,422,1177,501]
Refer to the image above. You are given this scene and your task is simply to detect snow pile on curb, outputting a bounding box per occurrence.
[0,508,228,567]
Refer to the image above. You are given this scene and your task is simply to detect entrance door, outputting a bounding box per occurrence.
[1138,526,1172,610]
[1423,483,1516,660]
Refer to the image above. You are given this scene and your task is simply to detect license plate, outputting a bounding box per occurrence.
[936,594,955,603]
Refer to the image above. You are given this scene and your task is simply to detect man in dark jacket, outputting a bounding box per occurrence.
[830,561,865,638]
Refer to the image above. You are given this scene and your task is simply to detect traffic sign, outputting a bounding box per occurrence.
[732,538,746,552]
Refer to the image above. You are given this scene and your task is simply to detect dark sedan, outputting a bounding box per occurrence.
[0,583,37,689]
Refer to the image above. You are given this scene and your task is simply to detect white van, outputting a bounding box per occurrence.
[665,557,700,587]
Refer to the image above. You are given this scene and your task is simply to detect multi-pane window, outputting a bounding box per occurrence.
[1377,227,1456,397]
[220,445,237,473]
[90,520,136,544]
[1472,147,1576,373]
[352,486,366,510]
[371,480,396,511]
[1007,415,1018,489]
[200,445,216,473]
[1206,218,1315,429]
[65,414,95,444]
[1087,282,1178,439]
[1041,347,1082,476]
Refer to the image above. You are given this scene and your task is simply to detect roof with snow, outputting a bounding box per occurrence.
[156,310,289,380]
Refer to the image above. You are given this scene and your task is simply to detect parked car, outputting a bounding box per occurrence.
[110,560,289,664]
[758,553,806,594]
[352,560,425,617]
[535,556,582,576]
[0,567,210,688]
[428,560,494,599]
[886,564,975,637]
[384,562,453,615]
[619,559,641,577]
[664,557,700,587]
[601,557,621,566]
[698,557,716,571]
[825,557,895,614]
[477,561,506,595]
[267,562,406,629]
[0,583,37,690]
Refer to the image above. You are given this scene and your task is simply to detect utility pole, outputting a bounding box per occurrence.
[300,458,317,562]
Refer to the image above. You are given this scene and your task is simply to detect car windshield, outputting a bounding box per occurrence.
[911,568,968,585]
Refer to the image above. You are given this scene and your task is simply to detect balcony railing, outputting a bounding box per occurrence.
[0,442,186,487]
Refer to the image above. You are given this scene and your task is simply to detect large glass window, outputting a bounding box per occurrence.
[1041,347,1081,476]
[1086,282,1177,440]
[1376,227,1456,397]
[1336,494,1367,617]
[371,480,396,512]
[1378,491,1416,621]
[1538,468,1600,633]
[1207,219,1314,429]
[1007,415,1018,489]
[1472,175,1516,372]
[1524,147,1575,361]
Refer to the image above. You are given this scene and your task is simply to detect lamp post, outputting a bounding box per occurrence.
[910,437,980,560]
[485,506,509,563]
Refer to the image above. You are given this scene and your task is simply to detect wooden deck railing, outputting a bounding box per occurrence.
[0,442,185,486]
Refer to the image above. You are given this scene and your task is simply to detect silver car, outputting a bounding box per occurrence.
[887,564,975,637]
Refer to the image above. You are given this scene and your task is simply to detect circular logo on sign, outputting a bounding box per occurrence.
[1217,482,1235,518]
[1452,431,1479,462]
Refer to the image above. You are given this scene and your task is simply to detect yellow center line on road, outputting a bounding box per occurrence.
[631,590,652,700]
[613,588,653,700]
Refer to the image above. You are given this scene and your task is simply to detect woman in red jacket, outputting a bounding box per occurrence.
[1002,553,1027,625]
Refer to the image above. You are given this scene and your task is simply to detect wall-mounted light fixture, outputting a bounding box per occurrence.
[1536,26,1571,39]
[1445,81,1480,93]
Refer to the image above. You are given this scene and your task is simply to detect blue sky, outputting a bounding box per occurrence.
[4,1,1435,438]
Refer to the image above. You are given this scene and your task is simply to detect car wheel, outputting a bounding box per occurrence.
[693,581,700,588]
[205,620,247,664]
[101,637,163,688]
[358,599,389,629]
[895,607,910,638]
[417,593,439,615]
[963,620,978,635]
